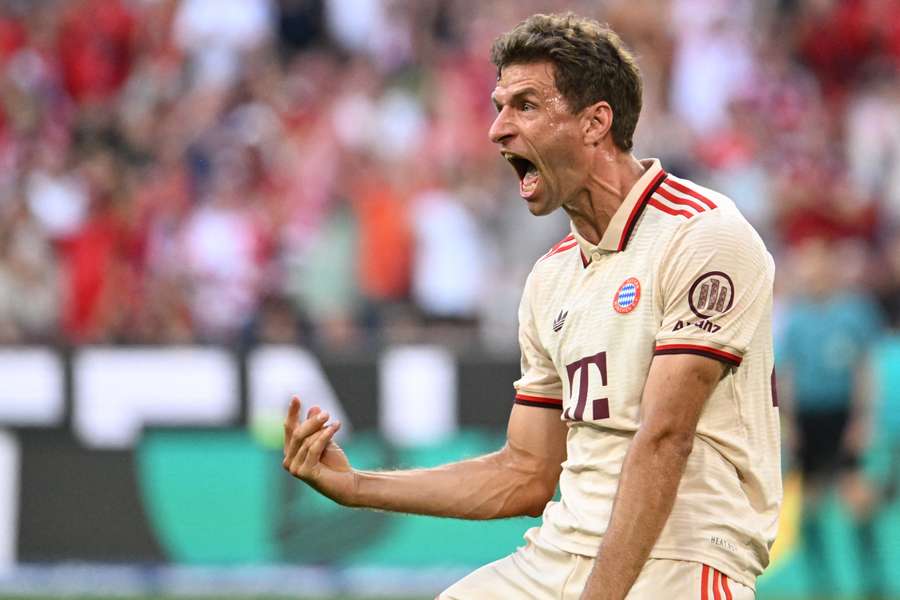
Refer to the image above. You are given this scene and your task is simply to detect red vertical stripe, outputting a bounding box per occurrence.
[712,569,722,600]
[701,565,710,600]
[722,574,733,600]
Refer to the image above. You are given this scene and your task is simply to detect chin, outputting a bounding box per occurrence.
[525,197,558,216]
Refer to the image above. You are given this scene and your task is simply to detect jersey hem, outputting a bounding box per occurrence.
[536,529,758,590]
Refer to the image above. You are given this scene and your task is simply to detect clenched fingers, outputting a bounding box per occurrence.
[290,416,329,467]
[288,421,342,479]
[283,407,330,468]
[284,409,328,462]
[303,421,341,471]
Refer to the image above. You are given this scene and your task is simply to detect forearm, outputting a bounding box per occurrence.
[581,431,691,600]
[349,447,552,519]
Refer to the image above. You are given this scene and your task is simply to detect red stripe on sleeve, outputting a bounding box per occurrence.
[542,235,574,255]
[551,242,578,255]
[656,185,706,213]
[654,344,742,366]
[514,394,563,409]
[540,241,578,261]
[664,178,717,209]
[648,198,694,219]
[701,565,710,600]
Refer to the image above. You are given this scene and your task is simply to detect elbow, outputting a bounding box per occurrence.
[522,489,551,518]
[494,445,560,518]
[638,427,695,463]
[492,470,555,519]
[517,476,556,518]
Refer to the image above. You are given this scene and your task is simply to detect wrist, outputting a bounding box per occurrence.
[337,469,363,507]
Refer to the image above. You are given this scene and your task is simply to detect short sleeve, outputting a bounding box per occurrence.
[513,272,563,408]
[654,211,774,367]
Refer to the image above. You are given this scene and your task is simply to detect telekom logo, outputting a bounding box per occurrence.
[564,351,610,421]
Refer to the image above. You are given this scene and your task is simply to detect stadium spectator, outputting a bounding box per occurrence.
[0,0,894,362]
[173,0,275,88]
[0,190,58,343]
[845,65,900,230]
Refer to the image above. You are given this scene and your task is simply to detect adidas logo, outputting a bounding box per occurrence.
[552,310,568,332]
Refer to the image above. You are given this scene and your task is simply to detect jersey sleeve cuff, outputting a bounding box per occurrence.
[653,343,743,366]
[514,393,563,409]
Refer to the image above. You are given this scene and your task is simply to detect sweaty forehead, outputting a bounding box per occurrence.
[492,61,559,101]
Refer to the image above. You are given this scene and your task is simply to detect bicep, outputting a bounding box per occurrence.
[505,403,568,482]
[639,353,725,442]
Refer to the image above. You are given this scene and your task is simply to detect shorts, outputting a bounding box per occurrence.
[796,407,858,479]
[438,527,754,600]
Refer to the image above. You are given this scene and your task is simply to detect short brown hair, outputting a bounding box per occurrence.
[491,13,642,151]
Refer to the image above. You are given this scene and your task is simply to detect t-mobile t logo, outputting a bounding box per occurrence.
[564,351,610,422]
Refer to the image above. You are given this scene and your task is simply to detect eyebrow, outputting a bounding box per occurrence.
[492,87,541,110]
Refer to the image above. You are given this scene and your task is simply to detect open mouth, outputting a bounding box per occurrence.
[504,154,541,198]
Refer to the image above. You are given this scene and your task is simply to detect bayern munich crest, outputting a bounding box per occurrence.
[613,277,641,314]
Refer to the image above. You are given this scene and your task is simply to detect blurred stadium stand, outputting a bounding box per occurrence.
[1,0,900,598]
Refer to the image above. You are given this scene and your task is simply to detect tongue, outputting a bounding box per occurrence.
[520,168,540,198]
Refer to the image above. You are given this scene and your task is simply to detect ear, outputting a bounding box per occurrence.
[582,101,613,146]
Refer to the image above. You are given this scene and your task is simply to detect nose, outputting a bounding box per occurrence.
[489,108,514,145]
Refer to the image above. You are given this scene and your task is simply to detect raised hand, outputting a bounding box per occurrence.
[282,396,356,504]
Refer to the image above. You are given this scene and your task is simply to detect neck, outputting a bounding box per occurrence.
[563,151,645,245]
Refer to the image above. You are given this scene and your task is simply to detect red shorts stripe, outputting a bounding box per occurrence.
[701,565,710,600]
[713,569,722,600]
[654,344,742,366]
[722,574,732,600]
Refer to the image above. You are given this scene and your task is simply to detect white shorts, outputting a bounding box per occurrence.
[438,527,754,600]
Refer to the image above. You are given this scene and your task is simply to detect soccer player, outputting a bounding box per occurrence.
[282,13,781,600]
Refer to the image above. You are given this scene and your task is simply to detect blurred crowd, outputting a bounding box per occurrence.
[2,1,900,594]
[0,0,899,352]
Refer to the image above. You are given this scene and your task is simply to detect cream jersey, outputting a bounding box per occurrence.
[513,159,781,589]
